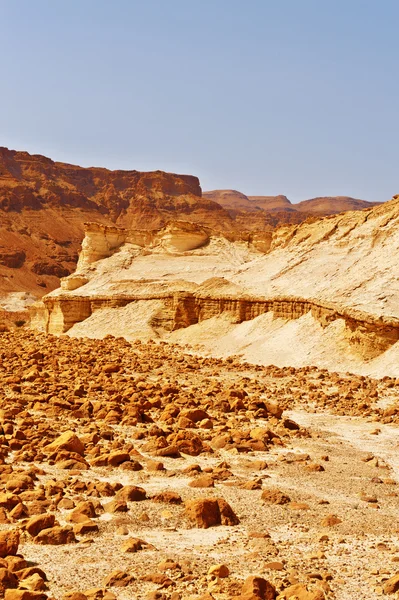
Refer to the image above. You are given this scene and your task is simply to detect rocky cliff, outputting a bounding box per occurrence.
[0,147,381,310]
[30,196,399,376]
[0,147,234,302]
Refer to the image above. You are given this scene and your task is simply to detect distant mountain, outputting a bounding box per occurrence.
[203,190,293,212]
[204,189,380,215]
[0,148,384,304]
[295,196,381,214]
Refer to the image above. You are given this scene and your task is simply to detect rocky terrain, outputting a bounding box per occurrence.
[0,148,233,303]
[2,330,399,600]
[0,148,381,317]
[31,194,399,377]
[2,149,399,600]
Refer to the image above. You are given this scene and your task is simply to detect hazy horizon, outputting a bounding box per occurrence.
[1,0,398,202]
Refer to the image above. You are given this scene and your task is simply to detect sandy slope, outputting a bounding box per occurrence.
[40,196,399,377]
[167,312,399,378]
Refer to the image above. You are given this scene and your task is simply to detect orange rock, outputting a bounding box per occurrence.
[46,431,85,456]
[185,498,239,528]
[261,489,290,505]
[0,530,19,557]
[35,526,76,545]
[26,514,56,537]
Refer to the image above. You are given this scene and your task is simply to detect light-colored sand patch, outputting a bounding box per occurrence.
[287,409,399,481]
[169,311,399,377]
[67,300,164,341]
[0,291,37,311]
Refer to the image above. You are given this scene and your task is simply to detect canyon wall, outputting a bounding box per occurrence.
[0,147,231,297]
[0,147,383,300]
[32,291,399,361]
[30,194,399,375]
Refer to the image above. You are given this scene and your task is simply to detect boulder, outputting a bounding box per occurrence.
[261,489,290,505]
[46,431,84,456]
[240,576,276,600]
[0,530,19,557]
[185,498,239,528]
[26,514,56,537]
[35,526,76,545]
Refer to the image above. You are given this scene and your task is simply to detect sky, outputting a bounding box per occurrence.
[0,0,398,202]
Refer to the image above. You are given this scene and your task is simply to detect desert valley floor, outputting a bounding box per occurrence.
[1,331,399,600]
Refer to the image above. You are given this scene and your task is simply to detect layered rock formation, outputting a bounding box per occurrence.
[204,189,381,233]
[0,147,381,309]
[30,195,399,375]
[0,147,234,301]
[204,190,294,212]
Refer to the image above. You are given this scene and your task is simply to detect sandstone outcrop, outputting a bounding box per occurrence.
[0,147,232,304]
[0,147,382,314]
[30,196,399,375]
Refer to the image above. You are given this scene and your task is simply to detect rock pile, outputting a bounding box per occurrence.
[0,330,397,599]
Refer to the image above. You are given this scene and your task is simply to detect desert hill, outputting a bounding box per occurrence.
[0,147,234,300]
[31,194,399,376]
[0,148,382,309]
[204,189,379,215]
[204,190,293,212]
[295,196,379,214]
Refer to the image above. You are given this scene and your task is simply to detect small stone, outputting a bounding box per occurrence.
[208,564,229,578]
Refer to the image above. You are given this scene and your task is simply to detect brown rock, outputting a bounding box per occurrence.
[189,475,215,488]
[240,575,276,599]
[115,486,146,502]
[5,593,47,600]
[107,452,130,466]
[46,431,85,456]
[218,498,240,525]
[261,489,290,505]
[102,571,135,587]
[26,514,56,537]
[277,584,324,599]
[103,500,128,514]
[383,573,399,594]
[0,568,18,589]
[69,501,97,521]
[121,538,144,553]
[320,515,342,527]
[185,499,221,529]
[264,562,284,571]
[185,498,239,528]
[0,529,19,557]
[19,573,47,592]
[152,492,182,504]
[141,573,173,586]
[73,521,99,535]
[208,564,229,578]
[35,525,76,545]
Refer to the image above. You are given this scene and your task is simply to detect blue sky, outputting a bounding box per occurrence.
[1,0,398,201]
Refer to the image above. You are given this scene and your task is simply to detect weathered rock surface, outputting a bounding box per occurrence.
[28,195,399,376]
[0,147,229,302]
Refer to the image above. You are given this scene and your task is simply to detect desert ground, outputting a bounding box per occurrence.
[1,331,399,600]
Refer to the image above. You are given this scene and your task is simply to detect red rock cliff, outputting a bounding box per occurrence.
[0,148,233,297]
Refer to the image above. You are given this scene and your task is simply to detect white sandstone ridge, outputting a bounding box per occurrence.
[75,220,211,272]
[30,196,399,376]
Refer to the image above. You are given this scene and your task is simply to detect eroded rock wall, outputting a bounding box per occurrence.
[32,292,399,359]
